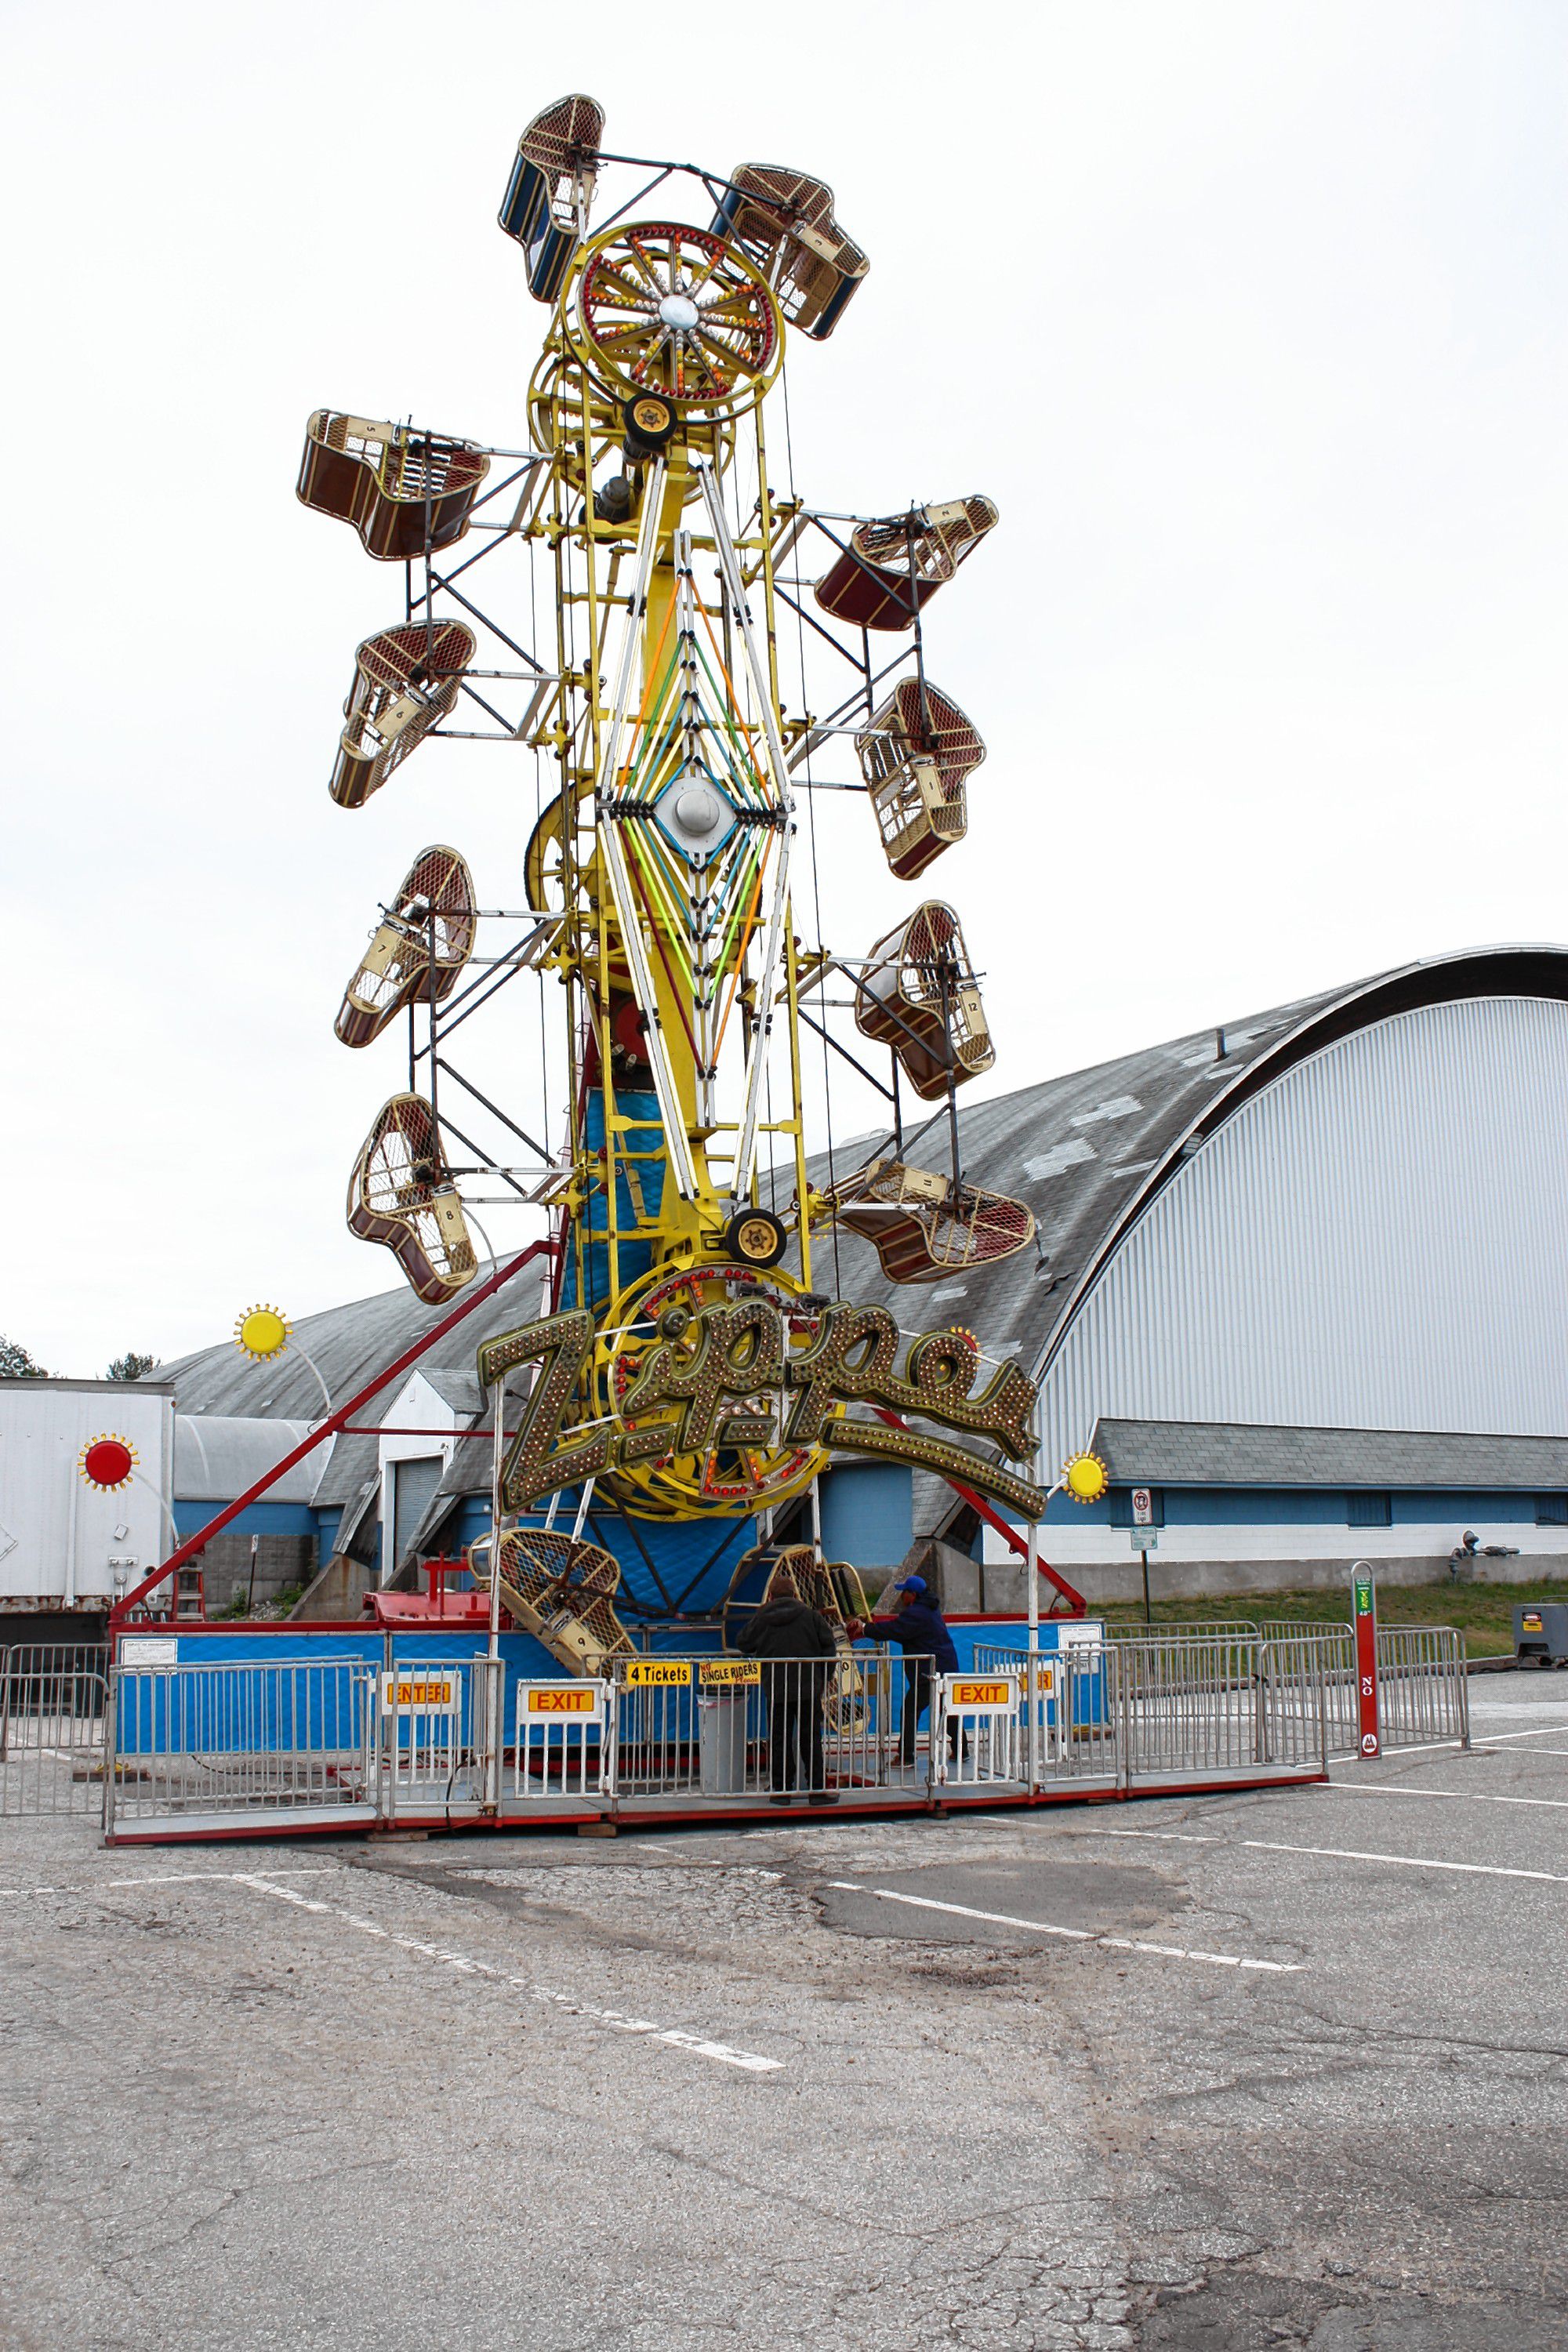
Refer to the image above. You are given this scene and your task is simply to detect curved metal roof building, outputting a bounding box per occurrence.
[811,946,1568,1469]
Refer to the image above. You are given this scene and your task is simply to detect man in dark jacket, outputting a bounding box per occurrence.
[736,1572,841,1804]
[850,1575,960,1769]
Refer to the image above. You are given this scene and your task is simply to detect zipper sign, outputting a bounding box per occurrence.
[1352,1569,1379,1759]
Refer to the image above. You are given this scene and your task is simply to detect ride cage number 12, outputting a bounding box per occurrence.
[1353,1570,1380,1759]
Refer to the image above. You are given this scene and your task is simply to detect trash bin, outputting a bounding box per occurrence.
[1515,1601,1568,1666]
[698,1692,749,1795]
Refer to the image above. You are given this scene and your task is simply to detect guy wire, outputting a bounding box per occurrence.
[781,354,842,1297]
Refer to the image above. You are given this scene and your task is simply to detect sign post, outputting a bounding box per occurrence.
[1131,1489,1156,1624]
[1352,1563,1380,1759]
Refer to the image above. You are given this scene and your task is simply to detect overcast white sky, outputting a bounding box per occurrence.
[2,0,1563,1377]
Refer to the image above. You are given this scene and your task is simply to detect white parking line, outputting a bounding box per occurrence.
[234,1875,783,2073]
[1088,1830,1223,1845]
[0,1867,336,1899]
[1093,1827,1568,1884]
[1240,1839,1568,1885]
[1321,1783,1568,1813]
[826,1880,1302,1972]
[1457,1723,1568,1744]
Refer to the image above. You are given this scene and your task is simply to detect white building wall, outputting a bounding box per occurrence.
[0,1381,174,1612]
[1041,995,1568,1465]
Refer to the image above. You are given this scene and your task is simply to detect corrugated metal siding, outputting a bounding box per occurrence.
[174,1415,320,1502]
[0,1384,174,1606]
[1042,996,1568,1462]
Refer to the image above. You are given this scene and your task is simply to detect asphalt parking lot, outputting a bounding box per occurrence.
[2,1675,1566,2351]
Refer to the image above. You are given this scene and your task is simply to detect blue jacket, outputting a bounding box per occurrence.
[867,1600,959,1675]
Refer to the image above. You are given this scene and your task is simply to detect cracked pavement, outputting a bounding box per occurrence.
[2,1673,1566,2348]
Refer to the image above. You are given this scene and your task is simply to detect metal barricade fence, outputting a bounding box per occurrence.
[1116,1633,1263,1777]
[1104,1620,1256,1641]
[1253,1635,1333,1769]
[513,1678,612,1801]
[107,1658,376,1828]
[971,1642,1120,1784]
[1,1642,111,1739]
[86,1624,1470,1834]
[1257,1620,1352,1648]
[608,1650,901,1802]
[1275,1628,1357,1757]
[1376,1625,1469,1751]
[611,1658,704,1799]
[0,1662,110,1817]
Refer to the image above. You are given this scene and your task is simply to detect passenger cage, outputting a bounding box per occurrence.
[297,412,490,561]
[854,901,996,1100]
[347,1092,477,1304]
[711,162,869,340]
[856,677,984,880]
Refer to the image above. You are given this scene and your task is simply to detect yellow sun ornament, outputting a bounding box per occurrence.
[235,1305,292,1363]
[1062,1450,1109,1504]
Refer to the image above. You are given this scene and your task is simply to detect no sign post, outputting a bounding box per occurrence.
[1352,1566,1380,1759]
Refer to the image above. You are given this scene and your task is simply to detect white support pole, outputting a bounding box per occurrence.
[481,1366,509,1816]
[1027,1390,1063,1795]
[694,459,798,1198]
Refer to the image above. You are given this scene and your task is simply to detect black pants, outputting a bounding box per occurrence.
[899,1661,963,1766]
[764,1668,827,1792]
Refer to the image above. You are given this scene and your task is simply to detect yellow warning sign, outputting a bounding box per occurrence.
[528,1686,597,1715]
[380,1676,457,1709]
[623,1659,691,1688]
[948,1678,1016,1711]
[699,1660,762,1687]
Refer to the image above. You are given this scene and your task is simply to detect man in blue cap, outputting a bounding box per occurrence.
[848,1575,960,1771]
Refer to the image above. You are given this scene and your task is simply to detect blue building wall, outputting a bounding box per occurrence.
[819,1466,913,1566]
[449,1491,760,1617]
[172,1499,319,1538]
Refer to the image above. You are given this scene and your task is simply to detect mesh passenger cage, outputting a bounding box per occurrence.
[714,162,869,338]
[857,677,985,879]
[822,1158,1036,1283]
[815,495,999,630]
[347,1093,478,1303]
[471,1528,635,1673]
[854,902,996,1099]
[332,620,475,808]
[334,845,477,1047]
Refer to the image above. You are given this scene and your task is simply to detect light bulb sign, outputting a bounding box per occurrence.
[476,1300,1047,1522]
[1352,1567,1380,1759]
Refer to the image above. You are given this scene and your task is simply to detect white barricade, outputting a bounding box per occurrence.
[934,1671,1024,1786]
[513,1679,612,1800]
[379,1664,466,1798]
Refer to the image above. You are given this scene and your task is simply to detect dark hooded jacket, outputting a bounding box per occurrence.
[737,1599,840,1661]
[866,1597,959,1674]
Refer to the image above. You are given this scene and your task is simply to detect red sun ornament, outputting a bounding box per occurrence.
[81,1436,136,1490]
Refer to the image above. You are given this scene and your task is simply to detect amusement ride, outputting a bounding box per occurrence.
[252,96,1105,1673]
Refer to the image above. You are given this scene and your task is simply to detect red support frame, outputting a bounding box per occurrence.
[111,1241,558,1630]
[869,1407,1086,1616]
